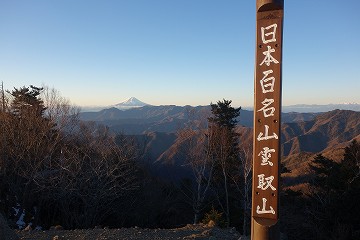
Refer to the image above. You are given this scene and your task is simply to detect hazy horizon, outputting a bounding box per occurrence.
[81,96,360,108]
[78,96,360,114]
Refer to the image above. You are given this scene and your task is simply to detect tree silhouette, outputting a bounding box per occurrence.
[306,141,360,239]
[9,85,46,117]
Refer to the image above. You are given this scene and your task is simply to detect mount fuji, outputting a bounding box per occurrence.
[113,97,150,110]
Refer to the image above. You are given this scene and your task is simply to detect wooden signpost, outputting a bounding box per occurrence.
[251,0,284,239]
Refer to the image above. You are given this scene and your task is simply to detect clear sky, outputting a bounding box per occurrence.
[0,0,359,108]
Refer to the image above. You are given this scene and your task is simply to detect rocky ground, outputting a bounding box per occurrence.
[16,224,247,240]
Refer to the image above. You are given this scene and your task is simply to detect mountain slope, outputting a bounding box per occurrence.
[119,109,360,185]
[145,109,360,168]
[282,109,360,156]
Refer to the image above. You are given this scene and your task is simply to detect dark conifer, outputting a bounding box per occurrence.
[9,85,46,117]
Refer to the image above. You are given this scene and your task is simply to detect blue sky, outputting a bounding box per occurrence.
[0,0,359,108]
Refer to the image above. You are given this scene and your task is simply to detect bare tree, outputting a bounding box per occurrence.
[164,108,215,224]
[41,86,80,136]
[36,122,140,228]
[208,125,235,227]
[0,82,8,112]
[0,85,140,228]
[0,85,65,225]
[230,140,252,235]
[175,127,216,224]
[174,100,243,227]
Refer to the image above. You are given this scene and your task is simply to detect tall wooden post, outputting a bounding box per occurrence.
[251,1,284,240]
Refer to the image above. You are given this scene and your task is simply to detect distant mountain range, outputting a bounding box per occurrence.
[80,104,319,134]
[282,103,360,113]
[80,104,360,183]
[80,98,360,113]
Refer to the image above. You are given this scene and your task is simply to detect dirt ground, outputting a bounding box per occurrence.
[16,224,247,240]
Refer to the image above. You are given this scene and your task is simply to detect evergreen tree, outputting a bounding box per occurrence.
[9,85,46,117]
[309,154,342,193]
[208,99,241,167]
[339,140,360,238]
[208,99,240,129]
[306,142,360,239]
[342,140,360,189]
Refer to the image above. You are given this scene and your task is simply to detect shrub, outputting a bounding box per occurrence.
[202,206,226,228]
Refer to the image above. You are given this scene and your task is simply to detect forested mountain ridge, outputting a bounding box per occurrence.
[282,109,360,156]
[129,110,360,184]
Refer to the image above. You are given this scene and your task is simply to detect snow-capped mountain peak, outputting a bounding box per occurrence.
[114,97,149,110]
[123,97,142,105]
